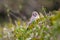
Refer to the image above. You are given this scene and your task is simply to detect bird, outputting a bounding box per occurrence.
[27,11,40,26]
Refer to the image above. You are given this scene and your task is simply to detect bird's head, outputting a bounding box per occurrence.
[32,11,39,18]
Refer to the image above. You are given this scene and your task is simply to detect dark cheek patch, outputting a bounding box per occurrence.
[33,13,37,17]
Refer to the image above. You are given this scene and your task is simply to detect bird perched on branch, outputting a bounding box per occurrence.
[26,11,45,29]
[27,11,40,26]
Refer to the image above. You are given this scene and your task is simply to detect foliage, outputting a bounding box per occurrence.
[14,11,60,40]
[0,11,60,40]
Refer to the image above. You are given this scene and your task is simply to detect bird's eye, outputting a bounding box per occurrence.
[33,13,37,17]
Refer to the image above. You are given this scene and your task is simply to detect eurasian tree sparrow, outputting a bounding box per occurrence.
[27,11,40,25]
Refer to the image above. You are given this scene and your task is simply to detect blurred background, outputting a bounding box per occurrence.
[0,0,60,40]
[0,0,60,22]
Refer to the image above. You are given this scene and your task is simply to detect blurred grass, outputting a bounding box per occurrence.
[0,10,60,40]
[14,11,60,40]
